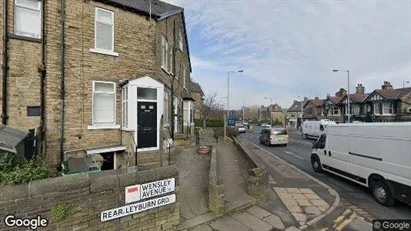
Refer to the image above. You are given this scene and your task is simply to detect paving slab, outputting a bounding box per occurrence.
[246,205,272,220]
[285,226,301,231]
[190,224,213,231]
[263,214,285,230]
[178,213,216,230]
[209,216,250,231]
[233,212,273,231]
[304,206,321,215]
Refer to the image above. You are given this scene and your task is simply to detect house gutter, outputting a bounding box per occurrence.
[40,0,46,138]
[59,0,66,164]
[170,19,177,140]
[2,0,9,125]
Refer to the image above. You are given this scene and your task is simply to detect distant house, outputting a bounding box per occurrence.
[286,100,305,128]
[363,81,411,122]
[303,97,325,121]
[190,81,205,119]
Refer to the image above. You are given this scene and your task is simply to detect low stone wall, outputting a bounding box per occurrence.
[232,137,269,202]
[0,166,179,231]
[208,146,224,216]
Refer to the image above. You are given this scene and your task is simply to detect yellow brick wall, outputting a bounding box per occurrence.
[0,0,42,131]
[0,0,191,167]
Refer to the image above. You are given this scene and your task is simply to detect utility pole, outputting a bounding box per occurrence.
[242,101,245,121]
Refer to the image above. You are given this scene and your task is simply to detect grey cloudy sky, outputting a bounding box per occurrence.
[164,0,410,109]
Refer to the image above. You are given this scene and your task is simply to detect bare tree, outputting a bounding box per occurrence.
[200,92,224,127]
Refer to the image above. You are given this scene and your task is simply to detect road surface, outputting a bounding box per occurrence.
[240,126,411,221]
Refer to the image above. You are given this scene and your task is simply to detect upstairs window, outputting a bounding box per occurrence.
[93,81,116,125]
[183,67,187,89]
[95,8,114,52]
[161,35,174,74]
[179,31,183,51]
[15,0,42,39]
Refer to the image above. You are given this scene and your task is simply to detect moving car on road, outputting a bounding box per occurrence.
[302,120,336,139]
[259,128,289,146]
[310,122,411,207]
[238,125,246,133]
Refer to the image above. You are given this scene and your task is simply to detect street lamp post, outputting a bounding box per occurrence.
[227,70,243,118]
[298,96,304,128]
[333,69,350,123]
[403,81,410,88]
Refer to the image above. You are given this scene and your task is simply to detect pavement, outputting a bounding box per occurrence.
[176,128,370,231]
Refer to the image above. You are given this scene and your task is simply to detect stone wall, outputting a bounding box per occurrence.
[208,146,224,216]
[0,166,180,231]
[232,137,268,202]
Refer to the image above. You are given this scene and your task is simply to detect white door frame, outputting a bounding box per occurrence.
[127,76,164,152]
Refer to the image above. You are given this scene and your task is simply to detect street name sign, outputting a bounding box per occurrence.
[125,178,175,204]
[101,194,176,222]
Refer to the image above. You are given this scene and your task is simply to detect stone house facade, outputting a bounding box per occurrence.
[0,0,195,171]
[286,100,304,127]
[190,81,204,120]
[303,97,325,121]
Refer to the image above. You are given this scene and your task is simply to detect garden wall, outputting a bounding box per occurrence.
[0,166,179,231]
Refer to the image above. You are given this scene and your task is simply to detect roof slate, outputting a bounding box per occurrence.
[100,0,182,18]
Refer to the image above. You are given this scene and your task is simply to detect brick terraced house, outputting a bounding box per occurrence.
[0,0,197,171]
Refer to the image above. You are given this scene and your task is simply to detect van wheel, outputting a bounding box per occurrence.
[370,180,395,207]
[311,156,322,173]
[304,134,308,139]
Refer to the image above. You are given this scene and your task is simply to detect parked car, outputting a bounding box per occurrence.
[261,123,271,128]
[259,128,289,146]
[311,122,411,207]
[301,120,336,139]
[238,125,246,133]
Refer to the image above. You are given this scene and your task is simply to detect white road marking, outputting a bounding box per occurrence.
[285,150,304,160]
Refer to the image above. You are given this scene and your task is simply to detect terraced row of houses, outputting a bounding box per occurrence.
[287,81,411,126]
[0,0,204,171]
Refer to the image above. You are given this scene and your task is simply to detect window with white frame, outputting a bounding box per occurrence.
[183,101,190,125]
[183,67,187,89]
[332,106,339,115]
[93,81,116,125]
[164,91,170,125]
[94,8,114,52]
[374,103,381,115]
[352,105,360,115]
[179,31,183,51]
[173,96,178,132]
[14,0,42,39]
[161,35,168,69]
[383,102,393,115]
[122,86,128,128]
[169,43,174,74]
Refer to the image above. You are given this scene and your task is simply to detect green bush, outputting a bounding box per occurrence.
[213,127,224,139]
[195,119,224,128]
[52,204,71,221]
[0,154,51,185]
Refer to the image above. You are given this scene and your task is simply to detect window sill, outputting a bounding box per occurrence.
[90,48,119,57]
[122,128,135,132]
[88,124,121,130]
[161,67,172,75]
[375,114,396,116]
[9,34,42,43]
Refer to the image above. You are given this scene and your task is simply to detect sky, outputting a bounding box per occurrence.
[163,0,411,110]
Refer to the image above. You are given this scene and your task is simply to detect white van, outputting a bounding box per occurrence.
[310,122,411,206]
[302,120,336,139]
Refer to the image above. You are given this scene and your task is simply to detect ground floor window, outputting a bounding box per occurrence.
[100,152,115,170]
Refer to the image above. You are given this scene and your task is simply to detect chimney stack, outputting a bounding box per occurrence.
[335,88,347,97]
[356,84,365,94]
[315,97,319,100]
[381,81,393,90]
[294,100,297,103]
[304,97,308,102]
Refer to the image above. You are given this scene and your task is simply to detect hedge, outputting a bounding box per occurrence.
[194,119,224,127]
